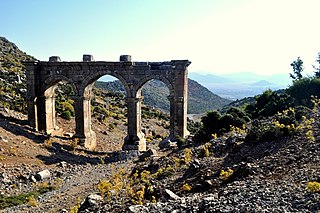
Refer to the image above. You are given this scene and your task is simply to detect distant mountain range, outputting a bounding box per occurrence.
[189,72,292,100]
[95,79,232,114]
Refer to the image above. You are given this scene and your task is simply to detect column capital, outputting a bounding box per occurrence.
[125,97,143,103]
[167,95,174,101]
[26,96,37,101]
[39,95,53,100]
[175,96,184,103]
[167,96,184,102]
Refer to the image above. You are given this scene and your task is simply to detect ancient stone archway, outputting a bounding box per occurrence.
[24,55,191,151]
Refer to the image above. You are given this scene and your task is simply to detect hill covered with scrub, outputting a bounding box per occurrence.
[0,36,319,212]
[0,37,35,112]
[95,78,231,114]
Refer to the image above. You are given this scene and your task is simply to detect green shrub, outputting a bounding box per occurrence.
[253,89,294,118]
[61,110,72,120]
[287,77,320,107]
[306,181,320,193]
[245,121,282,143]
[187,120,202,135]
[295,106,313,121]
[219,168,234,181]
[0,183,54,210]
[60,101,75,116]
[93,105,110,117]
[182,183,192,191]
[194,108,249,143]
[176,135,185,148]
[227,107,251,122]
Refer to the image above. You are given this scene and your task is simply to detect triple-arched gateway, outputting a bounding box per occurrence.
[24,55,191,151]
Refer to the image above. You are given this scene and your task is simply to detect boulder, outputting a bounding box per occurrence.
[128,205,149,213]
[35,169,51,181]
[164,189,181,201]
[78,194,103,212]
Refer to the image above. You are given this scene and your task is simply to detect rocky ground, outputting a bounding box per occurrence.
[0,108,320,212]
[0,108,164,212]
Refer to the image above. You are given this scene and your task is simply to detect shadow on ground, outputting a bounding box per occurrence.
[0,113,46,143]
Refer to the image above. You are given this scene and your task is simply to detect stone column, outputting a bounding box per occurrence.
[25,62,38,130]
[167,95,176,140]
[36,94,56,134]
[73,95,96,150]
[173,63,190,139]
[27,97,38,130]
[123,97,146,151]
[175,96,189,138]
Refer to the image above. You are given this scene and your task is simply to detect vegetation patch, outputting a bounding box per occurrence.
[0,184,55,210]
[306,181,320,193]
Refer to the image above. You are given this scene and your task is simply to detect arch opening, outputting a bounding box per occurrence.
[79,75,129,152]
[37,79,77,136]
[81,72,130,98]
[137,79,172,143]
[54,81,77,137]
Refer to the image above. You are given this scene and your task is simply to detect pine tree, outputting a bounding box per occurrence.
[313,52,320,78]
[290,57,304,80]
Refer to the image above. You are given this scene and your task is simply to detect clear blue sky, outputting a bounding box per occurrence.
[2,0,320,75]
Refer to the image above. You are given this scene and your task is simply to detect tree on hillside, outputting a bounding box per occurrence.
[290,57,304,80]
[313,52,320,78]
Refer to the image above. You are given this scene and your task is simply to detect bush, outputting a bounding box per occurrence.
[187,120,202,135]
[60,101,75,116]
[226,107,251,122]
[295,106,313,121]
[176,135,185,148]
[287,77,320,107]
[182,183,192,191]
[256,90,294,118]
[194,108,249,143]
[93,105,110,117]
[306,181,320,193]
[245,122,282,143]
[61,110,72,120]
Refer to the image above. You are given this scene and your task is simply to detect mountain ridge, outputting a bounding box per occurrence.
[189,72,291,100]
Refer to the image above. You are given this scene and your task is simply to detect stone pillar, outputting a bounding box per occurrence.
[173,63,190,139]
[73,95,96,150]
[123,97,146,151]
[167,95,176,140]
[25,62,38,130]
[27,97,38,130]
[175,96,189,138]
[36,94,56,134]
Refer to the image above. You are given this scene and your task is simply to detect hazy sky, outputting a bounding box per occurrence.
[2,0,320,75]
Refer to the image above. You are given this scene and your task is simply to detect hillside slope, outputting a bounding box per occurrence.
[0,37,35,112]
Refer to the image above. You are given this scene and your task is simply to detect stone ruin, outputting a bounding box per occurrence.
[24,55,191,151]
